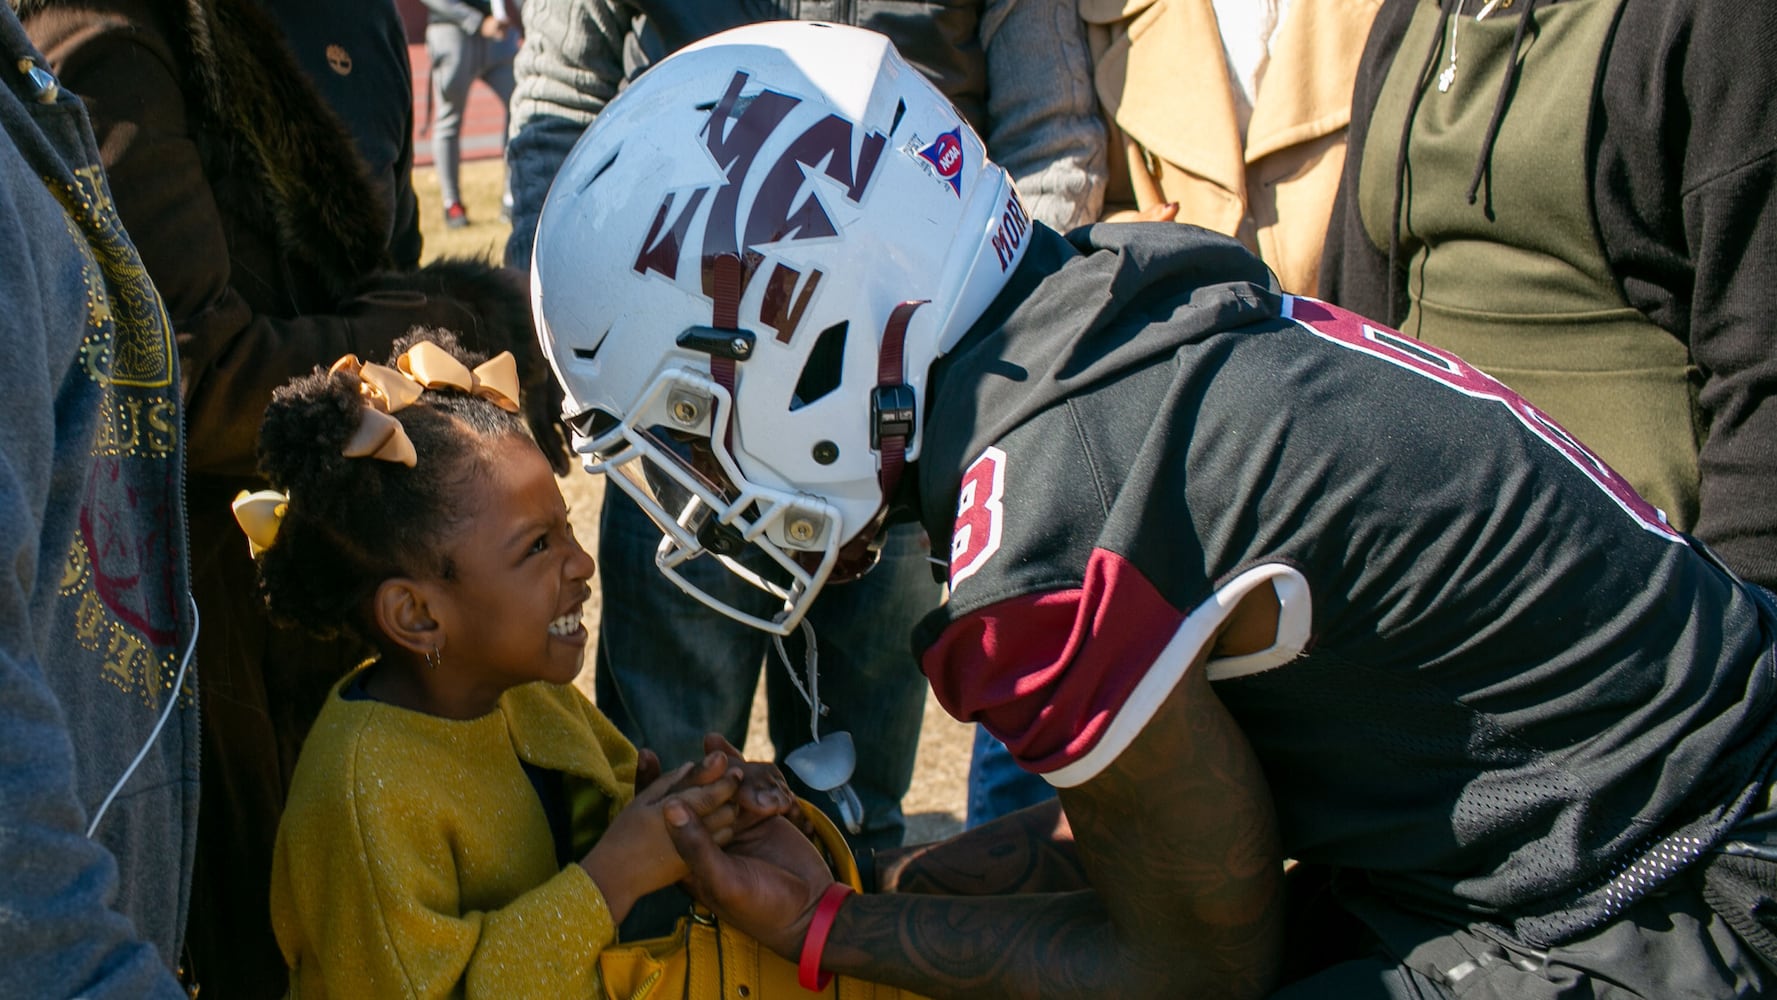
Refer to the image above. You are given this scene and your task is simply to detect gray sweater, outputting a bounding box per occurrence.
[0,9,198,998]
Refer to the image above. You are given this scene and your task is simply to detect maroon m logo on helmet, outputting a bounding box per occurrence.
[633,70,888,342]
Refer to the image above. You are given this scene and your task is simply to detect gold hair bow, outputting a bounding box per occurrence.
[397,341,522,414]
[326,344,522,467]
[232,489,289,557]
[330,354,420,466]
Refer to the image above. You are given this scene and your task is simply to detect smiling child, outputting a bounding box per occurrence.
[243,330,781,996]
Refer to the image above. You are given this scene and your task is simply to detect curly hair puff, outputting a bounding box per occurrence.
[252,328,532,644]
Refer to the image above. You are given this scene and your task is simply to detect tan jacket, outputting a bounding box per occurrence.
[1084,0,1379,294]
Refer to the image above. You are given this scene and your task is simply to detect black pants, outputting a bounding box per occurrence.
[1271,854,1777,999]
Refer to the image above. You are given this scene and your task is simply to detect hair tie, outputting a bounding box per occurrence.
[232,489,289,557]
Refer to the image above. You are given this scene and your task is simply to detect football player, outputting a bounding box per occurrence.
[529,22,1777,999]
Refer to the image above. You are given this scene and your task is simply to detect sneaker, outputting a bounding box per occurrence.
[443,202,469,228]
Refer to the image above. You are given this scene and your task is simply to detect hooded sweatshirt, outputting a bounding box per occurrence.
[0,8,198,996]
[1321,0,1777,590]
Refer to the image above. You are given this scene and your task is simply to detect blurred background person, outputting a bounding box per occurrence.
[1085,0,1380,296]
[423,0,520,227]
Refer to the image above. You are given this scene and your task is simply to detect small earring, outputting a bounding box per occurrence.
[425,645,443,670]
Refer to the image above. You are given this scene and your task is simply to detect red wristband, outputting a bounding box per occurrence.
[798,882,854,991]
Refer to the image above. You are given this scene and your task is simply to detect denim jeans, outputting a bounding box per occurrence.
[595,491,938,850]
[966,726,1057,829]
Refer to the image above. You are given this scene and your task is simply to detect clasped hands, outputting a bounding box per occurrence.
[638,734,845,958]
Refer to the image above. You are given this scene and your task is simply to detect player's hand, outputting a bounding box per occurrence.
[478,15,508,38]
[640,736,806,832]
[665,802,833,958]
[581,757,740,921]
[698,733,807,830]
[730,813,836,886]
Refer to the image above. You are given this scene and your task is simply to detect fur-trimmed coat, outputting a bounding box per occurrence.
[18,0,547,995]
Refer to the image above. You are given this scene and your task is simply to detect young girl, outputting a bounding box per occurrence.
[242,330,789,997]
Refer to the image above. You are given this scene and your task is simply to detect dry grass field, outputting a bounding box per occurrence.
[417,160,970,844]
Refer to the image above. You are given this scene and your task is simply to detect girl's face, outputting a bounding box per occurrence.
[430,434,595,695]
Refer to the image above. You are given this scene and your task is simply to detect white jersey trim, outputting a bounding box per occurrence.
[1043,562,1312,788]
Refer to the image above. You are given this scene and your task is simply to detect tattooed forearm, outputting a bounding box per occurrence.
[825,890,1125,999]
[825,659,1283,999]
[1058,661,1284,997]
[881,800,1088,896]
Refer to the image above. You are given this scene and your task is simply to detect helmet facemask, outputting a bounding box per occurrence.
[570,363,845,637]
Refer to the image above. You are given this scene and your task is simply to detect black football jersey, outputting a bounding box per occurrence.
[913,223,1777,946]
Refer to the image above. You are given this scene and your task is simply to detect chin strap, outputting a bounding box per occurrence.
[708,253,744,452]
[772,617,824,734]
[872,300,926,506]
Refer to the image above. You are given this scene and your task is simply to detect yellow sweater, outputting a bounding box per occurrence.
[270,676,638,999]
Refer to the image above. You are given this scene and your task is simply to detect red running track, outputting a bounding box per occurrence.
[409,42,510,166]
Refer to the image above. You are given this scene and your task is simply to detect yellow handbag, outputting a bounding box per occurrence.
[594,802,928,1000]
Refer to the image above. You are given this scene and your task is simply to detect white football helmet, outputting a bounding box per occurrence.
[532,21,1030,635]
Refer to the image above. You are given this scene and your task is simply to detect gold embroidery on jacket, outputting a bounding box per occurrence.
[50,165,174,390]
[61,539,179,707]
[46,165,185,707]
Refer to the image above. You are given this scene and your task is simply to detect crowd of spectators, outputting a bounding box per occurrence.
[2,0,1770,996]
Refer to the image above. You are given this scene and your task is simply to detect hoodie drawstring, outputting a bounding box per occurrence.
[1389,0,1542,323]
[1466,0,1541,207]
[1385,0,1456,326]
